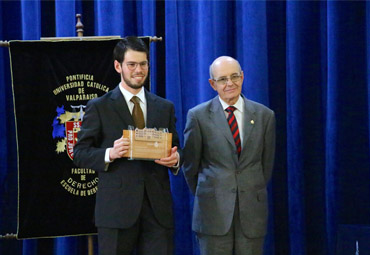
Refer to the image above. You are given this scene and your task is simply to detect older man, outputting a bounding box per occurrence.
[183,56,275,255]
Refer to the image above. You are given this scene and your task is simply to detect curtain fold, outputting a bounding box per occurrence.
[138,0,157,94]
[95,1,124,36]
[55,0,75,37]
[0,0,5,198]
[21,0,40,40]
[1,1,23,255]
[286,2,327,254]
[236,1,269,104]
[165,3,198,255]
[326,2,370,254]
[22,240,37,255]
[1,1,370,255]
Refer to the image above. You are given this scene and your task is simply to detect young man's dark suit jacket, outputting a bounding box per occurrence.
[73,85,181,230]
[183,95,275,239]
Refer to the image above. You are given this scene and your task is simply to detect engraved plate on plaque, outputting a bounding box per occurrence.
[122,129,172,160]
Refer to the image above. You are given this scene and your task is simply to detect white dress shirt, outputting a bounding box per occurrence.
[119,84,147,124]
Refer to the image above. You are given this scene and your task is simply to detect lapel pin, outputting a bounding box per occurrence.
[250,120,254,125]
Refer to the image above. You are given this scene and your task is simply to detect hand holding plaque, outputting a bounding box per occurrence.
[122,127,172,160]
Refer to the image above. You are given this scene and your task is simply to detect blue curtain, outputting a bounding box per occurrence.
[1,1,370,255]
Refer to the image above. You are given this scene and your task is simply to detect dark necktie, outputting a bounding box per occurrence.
[130,96,145,129]
[225,106,241,157]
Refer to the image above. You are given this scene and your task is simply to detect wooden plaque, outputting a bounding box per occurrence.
[122,129,172,160]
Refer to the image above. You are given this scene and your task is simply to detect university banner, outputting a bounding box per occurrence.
[9,37,150,239]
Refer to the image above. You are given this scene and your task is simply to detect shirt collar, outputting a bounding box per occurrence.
[119,83,146,105]
[219,95,244,112]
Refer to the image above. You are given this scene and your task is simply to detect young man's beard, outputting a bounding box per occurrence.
[122,72,148,90]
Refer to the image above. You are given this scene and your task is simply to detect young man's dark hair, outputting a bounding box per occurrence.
[113,36,149,63]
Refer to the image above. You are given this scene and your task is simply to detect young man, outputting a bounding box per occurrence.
[74,37,180,255]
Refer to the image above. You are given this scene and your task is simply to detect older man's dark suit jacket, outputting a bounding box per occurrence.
[183,95,275,238]
[73,86,181,230]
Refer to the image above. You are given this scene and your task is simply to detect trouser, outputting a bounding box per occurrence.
[197,194,264,255]
[98,188,173,255]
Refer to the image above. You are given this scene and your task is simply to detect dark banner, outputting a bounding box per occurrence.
[10,38,150,239]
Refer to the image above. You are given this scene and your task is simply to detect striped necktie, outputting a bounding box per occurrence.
[225,106,241,157]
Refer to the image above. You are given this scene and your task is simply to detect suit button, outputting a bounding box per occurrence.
[236,171,241,174]
[231,188,236,193]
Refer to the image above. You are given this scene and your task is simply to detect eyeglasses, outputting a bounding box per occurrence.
[125,61,149,71]
[213,74,242,86]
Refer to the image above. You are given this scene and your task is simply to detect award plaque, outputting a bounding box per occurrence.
[122,128,172,160]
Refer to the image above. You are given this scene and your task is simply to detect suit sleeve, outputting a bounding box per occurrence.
[262,110,276,183]
[168,103,182,174]
[73,100,107,172]
[182,109,202,195]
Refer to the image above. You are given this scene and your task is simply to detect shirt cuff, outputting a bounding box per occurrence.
[171,152,180,175]
[104,148,113,171]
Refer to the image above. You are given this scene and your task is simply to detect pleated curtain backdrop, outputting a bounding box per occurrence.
[1,1,370,255]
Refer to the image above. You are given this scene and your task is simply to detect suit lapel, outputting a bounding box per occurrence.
[209,97,236,150]
[109,86,135,127]
[145,90,158,128]
[241,96,256,152]
[209,95,256,164]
